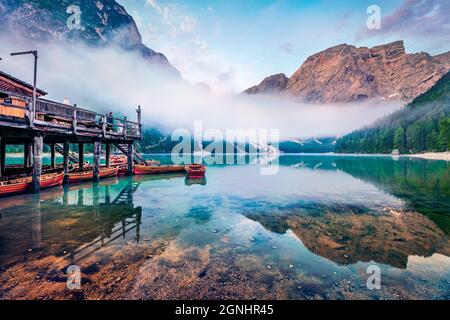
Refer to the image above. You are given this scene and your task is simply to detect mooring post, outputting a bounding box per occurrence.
[32,135,43,193]
[93,140,101,183]
[105,142,111,168]
[63,141,70,185]
[127,143,134,176]
[79,143,84,171]
[50,143,55,169]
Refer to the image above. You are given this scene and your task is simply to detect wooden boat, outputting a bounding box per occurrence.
[133,164,186,175]
[111,156,160,171]
[185,164,207,179]
[66,167,118,183]
[0,172,64,197]
[39,172,65,189]
[146,160,161,165]
[113,163,128,176]
[111,155,127,164]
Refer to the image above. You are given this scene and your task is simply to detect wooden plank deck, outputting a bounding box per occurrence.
[0,91,142,142]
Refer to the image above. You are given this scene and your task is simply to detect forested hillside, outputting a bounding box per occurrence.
[336,72,450,154]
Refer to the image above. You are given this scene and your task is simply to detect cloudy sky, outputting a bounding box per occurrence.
[121,0,449,93]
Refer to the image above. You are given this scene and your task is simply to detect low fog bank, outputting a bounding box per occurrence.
[0,34,402,139]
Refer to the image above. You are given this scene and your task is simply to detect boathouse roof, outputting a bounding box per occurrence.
[0,70,47,97]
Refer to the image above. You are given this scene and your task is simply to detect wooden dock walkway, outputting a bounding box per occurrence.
[0,71,143,193]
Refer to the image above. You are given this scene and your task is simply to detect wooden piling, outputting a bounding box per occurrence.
[79,143,84,171]
[31,135,43,193]
[50,143,55,169]
[63,141,70,184]
[127,143,134,176]
[105,143,111,168]
[93,140,101,182]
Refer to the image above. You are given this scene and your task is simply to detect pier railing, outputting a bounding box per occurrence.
[0,92,142,141]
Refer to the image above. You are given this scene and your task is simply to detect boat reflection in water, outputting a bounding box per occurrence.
[0,155,449,300]
[185,177,207,186]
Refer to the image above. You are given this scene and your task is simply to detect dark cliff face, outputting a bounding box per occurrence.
[0,0,179,76]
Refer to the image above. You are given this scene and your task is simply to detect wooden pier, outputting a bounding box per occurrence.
[0,70,142,193]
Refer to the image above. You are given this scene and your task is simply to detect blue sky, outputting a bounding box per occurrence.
[120,0,450,93]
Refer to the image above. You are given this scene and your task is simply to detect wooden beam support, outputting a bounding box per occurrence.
[93,140,101,183]
[127,143,134,176]
[105,142,111,168]
[63,141,70,185]
[31,135,43,193]
[79,143,84,171]
[50,143,55,169]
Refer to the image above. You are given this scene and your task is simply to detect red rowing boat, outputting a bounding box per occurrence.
[0,172,65,197]
[133,164,185,175]
[185,164,206,179]
[40,172,65,189]
[111,155,127,164]
[66,167,118,183]
[114,163,128,176]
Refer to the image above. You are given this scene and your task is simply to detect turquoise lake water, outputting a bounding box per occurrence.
[0,155,449,299]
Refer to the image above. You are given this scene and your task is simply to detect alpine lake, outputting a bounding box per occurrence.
[0,154,449,300]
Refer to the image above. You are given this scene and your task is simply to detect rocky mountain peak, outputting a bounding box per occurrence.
[245,40,450,104]
[369,40,405,59]
[243,73,288,95]
[0,0,179,76]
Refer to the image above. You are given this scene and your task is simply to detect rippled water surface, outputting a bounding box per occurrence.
[0,155,449,300]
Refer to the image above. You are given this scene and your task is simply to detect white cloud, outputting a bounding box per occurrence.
[0,33,401,139]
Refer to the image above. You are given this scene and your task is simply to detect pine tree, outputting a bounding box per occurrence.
[438,115,450,151]
[393,127,405,153]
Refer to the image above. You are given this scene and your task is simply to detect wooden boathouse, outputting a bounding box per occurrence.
[0,70,143,193]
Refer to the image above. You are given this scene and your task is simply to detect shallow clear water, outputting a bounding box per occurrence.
[0,155,449,300]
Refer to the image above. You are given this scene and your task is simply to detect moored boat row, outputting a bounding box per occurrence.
[0,161,207,197]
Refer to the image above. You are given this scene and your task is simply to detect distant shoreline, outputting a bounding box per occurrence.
[5,152,450,161]
[406,152,450,161]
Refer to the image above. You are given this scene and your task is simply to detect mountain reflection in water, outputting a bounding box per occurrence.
[0,155,449,300]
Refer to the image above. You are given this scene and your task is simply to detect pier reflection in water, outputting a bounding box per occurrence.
[0,178,142,268]
[0,155,449,300]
